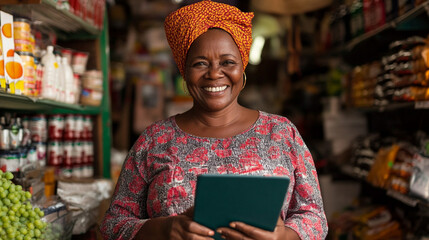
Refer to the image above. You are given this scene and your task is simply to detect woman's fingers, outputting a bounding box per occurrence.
[170,214,215,239]
[217,226,251,240]
[185,220,215,236]
[229,222,265,239]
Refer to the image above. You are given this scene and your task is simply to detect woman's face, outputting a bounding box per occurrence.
[185,29,244,112]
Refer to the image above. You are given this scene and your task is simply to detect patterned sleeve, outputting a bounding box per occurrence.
[100,135,149,240]
[283,125,328,239]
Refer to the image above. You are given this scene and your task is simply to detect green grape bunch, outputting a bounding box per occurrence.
[0,170,47,240]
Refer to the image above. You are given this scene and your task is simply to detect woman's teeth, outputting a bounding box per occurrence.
[204,86,227,92]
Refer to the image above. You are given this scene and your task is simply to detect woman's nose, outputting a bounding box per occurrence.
[206,64,223,79]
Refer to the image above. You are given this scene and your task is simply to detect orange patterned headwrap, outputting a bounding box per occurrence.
[164,0,254,76]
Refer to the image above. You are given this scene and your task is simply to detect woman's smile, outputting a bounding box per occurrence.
[203,85,228,93]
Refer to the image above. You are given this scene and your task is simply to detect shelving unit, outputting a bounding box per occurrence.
[323,3,429,238]
[341,165,429,211]
[327,1,429,65]
[0,0,111,178]
[1,0,100,39]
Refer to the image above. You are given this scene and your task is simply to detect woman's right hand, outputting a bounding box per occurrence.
[166,207,215,240]
[136,207,215,240]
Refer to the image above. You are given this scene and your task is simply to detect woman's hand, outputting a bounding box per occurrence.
[216,216,300,240]
[167,207,215,240]
[136,207,215,240]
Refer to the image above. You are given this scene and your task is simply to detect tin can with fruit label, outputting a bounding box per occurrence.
[17,52,36,96]
[13,18,32,53]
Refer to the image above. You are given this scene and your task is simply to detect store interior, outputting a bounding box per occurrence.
[1,0,429,239]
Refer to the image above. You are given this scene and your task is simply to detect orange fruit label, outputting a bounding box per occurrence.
[2,23,12,38]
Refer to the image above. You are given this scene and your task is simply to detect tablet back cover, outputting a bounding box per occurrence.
[193,174,290,239]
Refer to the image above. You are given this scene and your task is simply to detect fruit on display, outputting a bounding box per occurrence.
[0,170,47,240]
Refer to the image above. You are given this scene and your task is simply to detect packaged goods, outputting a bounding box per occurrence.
[30,114,47,143]
[82,70,103,91]
[61,48,73,65]
[34,57,42,97]
[80,88,102,106]
[47,140,63,174]
[61,141,73,178]
[1,11,24,95]
[55,55,65,102]
[0,34,6,92]
[409,153,429,200]
[62,57,75,104]
[13,18,32,53]
[367,144,400,188]
[41,45,58,100]
[71,51,89,74]
[48,114,64,140]
[17,51,36,96]
[350,0,365,38]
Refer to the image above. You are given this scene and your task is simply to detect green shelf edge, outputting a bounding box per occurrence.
[0,91,101,114]
[100,9,111,179]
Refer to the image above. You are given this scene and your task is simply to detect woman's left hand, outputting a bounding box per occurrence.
[216,216,300,240]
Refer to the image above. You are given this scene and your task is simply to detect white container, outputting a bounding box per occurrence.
[62,57,75,104]
[41,46,58,100]
[56,55,65,102]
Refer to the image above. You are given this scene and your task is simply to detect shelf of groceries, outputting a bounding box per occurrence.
[327,0,429,55]
[0,0,105,38]
[341,164,429,210]
[0,1,105,112]
[0,1,111,239]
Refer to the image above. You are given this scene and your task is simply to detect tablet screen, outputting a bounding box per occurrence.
[193,174,290,239]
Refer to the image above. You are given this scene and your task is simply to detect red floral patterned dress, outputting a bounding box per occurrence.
[100,111,328,239]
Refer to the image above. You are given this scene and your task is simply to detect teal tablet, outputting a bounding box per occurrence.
[193,174,290,240]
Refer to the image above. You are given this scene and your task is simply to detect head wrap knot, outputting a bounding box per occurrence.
[164,0,254,76]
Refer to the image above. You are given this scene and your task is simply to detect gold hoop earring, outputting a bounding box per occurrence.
[242,72,247,89]
[182,79,189,95]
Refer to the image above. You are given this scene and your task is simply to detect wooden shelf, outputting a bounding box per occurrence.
[0,91,101,114]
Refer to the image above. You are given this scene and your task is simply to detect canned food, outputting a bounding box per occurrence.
[30,114,47,142]
[19,148,28,169]
[74,115,84,140]
[83,115,93,140]
[73,141,83,165]
[62,141,73,178]
[63,141,73,166]
[0,128,10,150]
[48,114,64,140]
[35,142,46,167]
[64,114,75,140]
[13,18,32,53]
[47,141,62,167]
[27,145,37,164]
[0,150,20,172]
[16,52,36,96]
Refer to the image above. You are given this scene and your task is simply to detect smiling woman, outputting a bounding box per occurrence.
[100,1,328,240]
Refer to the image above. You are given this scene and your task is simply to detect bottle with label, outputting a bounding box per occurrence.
[9,117,20,149]
[41,46,58,100]
[55,54,65,102]
[350,0,365,38]
[62,57,75,104]
[34,57,43,97]
[0,116,10,150]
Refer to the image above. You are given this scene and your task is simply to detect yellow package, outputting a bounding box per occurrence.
[0,34,5,91]
[367,144,400,188]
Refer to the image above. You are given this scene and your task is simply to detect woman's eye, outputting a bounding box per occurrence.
[222,60,236,66]
[193,62,207,67]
